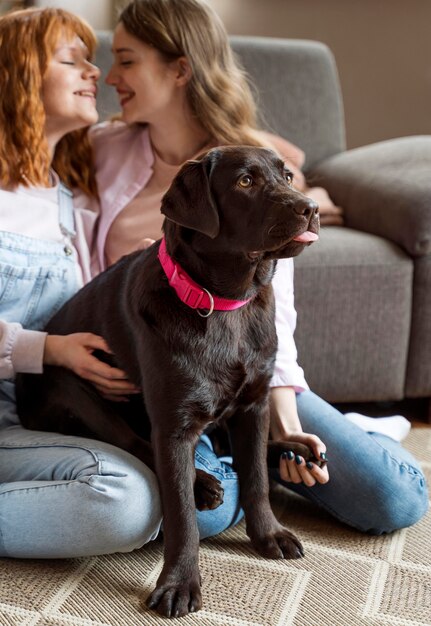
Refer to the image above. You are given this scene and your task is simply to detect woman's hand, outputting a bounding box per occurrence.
[305,186,344,226]
[137,237,156,250]
[43,333,141,401]
[270,386,329,487]
[278,430,329,487]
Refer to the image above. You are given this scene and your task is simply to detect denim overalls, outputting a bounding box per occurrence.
[0,183,79,429]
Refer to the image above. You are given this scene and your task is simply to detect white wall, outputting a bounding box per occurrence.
[208,0,431,149]
[35,0,114,30]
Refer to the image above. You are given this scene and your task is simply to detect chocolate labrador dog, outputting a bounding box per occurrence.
[16,146,319,618]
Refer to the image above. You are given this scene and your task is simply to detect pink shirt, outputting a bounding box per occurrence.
[104,148,174,266]
[92,122,308,392]
[104,140,214,267]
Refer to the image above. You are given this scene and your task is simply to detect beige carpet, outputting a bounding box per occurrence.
[1,429,430,626]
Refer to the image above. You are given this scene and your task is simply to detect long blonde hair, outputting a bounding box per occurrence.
[119,0,263,147]
[0,7,97,195]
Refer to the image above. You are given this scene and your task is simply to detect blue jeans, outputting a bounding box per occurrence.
[0,410,242,558]
[273,391,429,534]
[1,388,428,558]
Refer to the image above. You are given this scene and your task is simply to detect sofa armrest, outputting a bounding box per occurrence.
[309,136,431,257]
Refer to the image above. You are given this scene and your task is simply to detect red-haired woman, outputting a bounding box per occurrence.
[0,8,163,558]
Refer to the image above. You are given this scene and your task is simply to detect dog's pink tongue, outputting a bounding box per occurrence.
[293,231,319,243]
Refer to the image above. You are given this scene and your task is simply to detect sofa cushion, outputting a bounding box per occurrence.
[310,136,431,257]
[293,227,413,402]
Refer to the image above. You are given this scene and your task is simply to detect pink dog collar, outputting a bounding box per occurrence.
[158,238,251,317]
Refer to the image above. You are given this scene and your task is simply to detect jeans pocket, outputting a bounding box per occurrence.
[0,263,68,329]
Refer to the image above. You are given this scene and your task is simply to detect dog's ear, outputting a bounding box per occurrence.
[161,154,220,239]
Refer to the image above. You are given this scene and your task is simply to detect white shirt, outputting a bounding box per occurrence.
[0,183,64,242]
[0,177,83,286]
[272,258,308,391]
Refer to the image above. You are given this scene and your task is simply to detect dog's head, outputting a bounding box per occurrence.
[161,145,319,261]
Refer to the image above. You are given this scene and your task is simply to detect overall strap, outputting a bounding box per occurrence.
[58,182,76,239]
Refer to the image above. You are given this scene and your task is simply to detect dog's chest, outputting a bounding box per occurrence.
[169,306,276,421]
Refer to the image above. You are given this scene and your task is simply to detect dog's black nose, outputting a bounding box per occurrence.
[293,198,319,217]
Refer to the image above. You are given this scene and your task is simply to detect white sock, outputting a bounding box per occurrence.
[344,412,411,442]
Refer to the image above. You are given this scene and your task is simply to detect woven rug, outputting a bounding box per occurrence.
[1,428,430,626]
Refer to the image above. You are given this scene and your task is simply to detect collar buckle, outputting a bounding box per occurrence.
[170,266,207,310]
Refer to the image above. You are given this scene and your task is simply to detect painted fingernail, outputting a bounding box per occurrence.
[281,452,288,460]
[295,455,302,465]
[320,452,327,461]
[287,451,295,461]
[306,462,314,470]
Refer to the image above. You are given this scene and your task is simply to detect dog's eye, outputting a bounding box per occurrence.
[238,175,253,188]
[285,172,293,186]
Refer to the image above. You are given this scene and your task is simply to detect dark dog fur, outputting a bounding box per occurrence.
[16,146,319,618]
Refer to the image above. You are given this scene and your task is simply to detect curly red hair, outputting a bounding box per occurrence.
[0,7,97,196]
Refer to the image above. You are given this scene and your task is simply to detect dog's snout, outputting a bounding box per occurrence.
[293,198,319,217]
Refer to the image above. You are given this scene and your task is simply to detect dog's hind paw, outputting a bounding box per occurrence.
[194,468,224,511]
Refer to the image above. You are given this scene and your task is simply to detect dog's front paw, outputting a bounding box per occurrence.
[267,440,324,468]
[252,527,304,560]
[147,577,202,618]
[194,468,224,511]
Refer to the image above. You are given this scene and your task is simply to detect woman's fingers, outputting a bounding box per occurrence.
[310,462,329,484]
[79,332,114,354]
[280,452,302,483]
[279,451,329,486]
[319,214,344,226]
[79,359,140,391]
[297,433,326,463]
[137,237,156,250]
[64,334,140,392]
[285,432,326,463]
[80,353,129,381]
[93,383,134,402]
[46,333,141,396]
[296,457,317,487]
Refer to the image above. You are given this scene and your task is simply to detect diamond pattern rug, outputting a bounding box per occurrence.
[1,428,430,626]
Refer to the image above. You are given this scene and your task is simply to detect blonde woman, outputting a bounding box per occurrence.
[92,0,428,534]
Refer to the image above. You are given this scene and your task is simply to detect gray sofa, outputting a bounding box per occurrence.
[95,33,431,414]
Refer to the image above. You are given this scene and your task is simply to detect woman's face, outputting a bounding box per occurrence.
[42,34,100,143]
[106,22,186,125]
